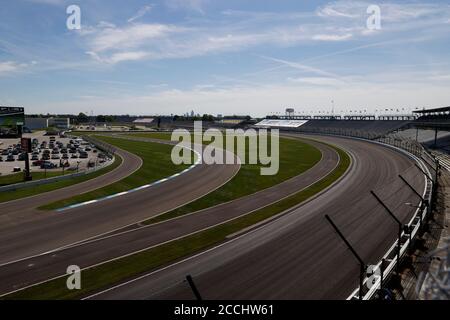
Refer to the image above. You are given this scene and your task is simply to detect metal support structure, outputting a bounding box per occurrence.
[414,164,434,183]
[371,191,402,272]
[325,215,366,300]
[433,158,440,191]
[434,128,438,148]
[421,155,437,173]
[399,174,428,229]
[399,175,426,204]
[186,275,202,301]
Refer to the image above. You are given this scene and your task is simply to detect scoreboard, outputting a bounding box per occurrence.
[0,106,25,137]
[0,106,25,125]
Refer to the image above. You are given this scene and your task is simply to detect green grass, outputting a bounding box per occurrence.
[0,156,122,204]
[3,142,349,300]
[39,136,193,210]
[125,131,174,141]
[0,171,66,187]
[121,132,322,224]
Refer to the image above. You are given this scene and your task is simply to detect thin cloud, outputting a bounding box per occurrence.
[312,33,353,41]
[260,56,340,79]
[128,5,153,23]
[0,61,30,75]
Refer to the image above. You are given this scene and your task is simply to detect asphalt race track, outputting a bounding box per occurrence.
[0,137,337,295]
[0,134,427,300]
[0,138,240,264]
[83,134,426,300]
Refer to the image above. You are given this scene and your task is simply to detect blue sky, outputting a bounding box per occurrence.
[1,0,450,116]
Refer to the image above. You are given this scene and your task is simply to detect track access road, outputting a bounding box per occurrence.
[0,146,142,227]
[86,134,427,300]
[0,138,338,296]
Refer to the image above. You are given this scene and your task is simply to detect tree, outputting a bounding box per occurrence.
[77,112,89,123]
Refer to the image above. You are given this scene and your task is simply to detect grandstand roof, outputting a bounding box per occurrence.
[414,106,450,114]
[255,119,309,128]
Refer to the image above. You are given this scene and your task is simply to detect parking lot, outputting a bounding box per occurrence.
[0,131,112,177]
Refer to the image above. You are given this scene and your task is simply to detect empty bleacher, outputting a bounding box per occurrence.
[293,120,410,139]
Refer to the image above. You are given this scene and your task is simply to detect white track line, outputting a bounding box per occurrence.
[56,145,201,212]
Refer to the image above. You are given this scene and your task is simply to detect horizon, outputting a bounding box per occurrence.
[1,0,450,116]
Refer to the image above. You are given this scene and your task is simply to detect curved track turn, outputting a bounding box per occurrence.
[85,134,426,300]
[0,138,337,295]
[0,138,240,264]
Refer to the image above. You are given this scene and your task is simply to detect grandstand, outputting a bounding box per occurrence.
[254,119,409,139]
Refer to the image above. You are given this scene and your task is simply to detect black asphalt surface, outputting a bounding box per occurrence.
[0,138,240,264]
[0,138,337,295]
[85,135,427,300]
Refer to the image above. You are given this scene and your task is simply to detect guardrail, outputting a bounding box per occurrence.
[0,160,114,192]
[281,127,437,300]
[80,135,116,157]
[346,142,433,300]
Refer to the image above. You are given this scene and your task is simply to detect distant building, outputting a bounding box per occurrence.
[48,117,70,129]
[133,118,154,125]
[25,117,48,130]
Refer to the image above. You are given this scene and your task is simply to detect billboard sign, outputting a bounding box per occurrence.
[0,106,25,126]
[0,106,25,137]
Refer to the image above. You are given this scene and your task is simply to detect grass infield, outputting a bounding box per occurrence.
[121,132,322,224]
[39,136,193,210]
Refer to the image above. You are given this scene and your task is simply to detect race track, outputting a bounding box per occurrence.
[85,134,426,300]
[0,137,336,295]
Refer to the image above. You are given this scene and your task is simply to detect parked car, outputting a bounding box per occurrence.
[41,162,57,169]
[0,156,3,162]
[18,153,27,161]
[70,154,78,159]
[79,152,88,159]
[31,154,39,161]
[51,154,60,160]
[1,149,8,155]
[62,154,69,159]
[6,154,15,161]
